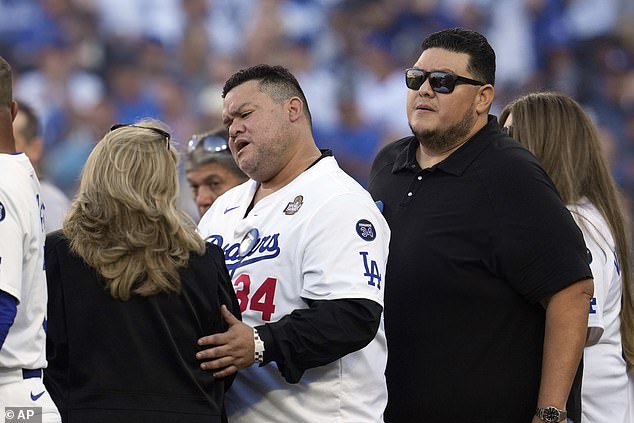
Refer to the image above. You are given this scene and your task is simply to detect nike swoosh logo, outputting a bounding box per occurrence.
[224,206,240,214]
[31,391,45,401]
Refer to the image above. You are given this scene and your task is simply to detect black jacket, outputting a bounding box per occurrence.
[44,231,240,423]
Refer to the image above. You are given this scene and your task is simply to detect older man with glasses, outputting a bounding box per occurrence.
[368,27,594,423]
[184,126,247,218]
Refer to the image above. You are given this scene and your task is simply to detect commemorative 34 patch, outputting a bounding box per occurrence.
[0,201,5,222]
[356,219,376,241]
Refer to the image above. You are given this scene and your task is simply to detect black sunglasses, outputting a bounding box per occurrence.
[405,68,485,93]
[110,124,171,149]
[187,133,229,155]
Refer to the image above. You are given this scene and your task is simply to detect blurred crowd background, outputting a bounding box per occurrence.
[1,0,633,219]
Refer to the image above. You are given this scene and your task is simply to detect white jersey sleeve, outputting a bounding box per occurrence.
[0,154,48,371]
[300,192,387,305]
[0,187,25,301]
[0,154,42,301]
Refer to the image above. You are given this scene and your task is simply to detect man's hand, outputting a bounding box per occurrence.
[196,305,256,378]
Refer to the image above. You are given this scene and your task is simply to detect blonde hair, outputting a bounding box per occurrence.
[501,92,634,368]
[64,119,205,300]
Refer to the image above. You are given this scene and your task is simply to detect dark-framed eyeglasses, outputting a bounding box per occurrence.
[110,124,171,149]
[187,133,229,155]
[405,68,485,93]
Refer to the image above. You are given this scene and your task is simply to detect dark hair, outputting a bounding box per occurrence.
[222,64,312,126]
[16,101,40,144]
[421,28,495,86]
[0,55,12,107]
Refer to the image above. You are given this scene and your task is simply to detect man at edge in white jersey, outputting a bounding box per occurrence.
[0,55,61,421]
[196,64,390,422]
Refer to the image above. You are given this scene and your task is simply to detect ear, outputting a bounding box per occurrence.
[10,100,17,121]
[287,97,304,123]
[475,84,494,115]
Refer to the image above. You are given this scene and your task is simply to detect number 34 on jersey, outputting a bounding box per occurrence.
[233,251,382,322]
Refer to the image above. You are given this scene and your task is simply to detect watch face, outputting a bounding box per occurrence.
[543,407,561,422]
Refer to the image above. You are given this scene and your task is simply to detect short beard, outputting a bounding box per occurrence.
[410,108,476,154]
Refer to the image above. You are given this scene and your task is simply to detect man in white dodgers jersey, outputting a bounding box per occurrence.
[0,56,61,421]
[196,64,390,422]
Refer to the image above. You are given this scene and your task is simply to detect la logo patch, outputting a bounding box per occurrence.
[284,195,304,215]
[0,201,5,222]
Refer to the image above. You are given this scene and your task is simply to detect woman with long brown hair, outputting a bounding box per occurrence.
[501,92,633,422]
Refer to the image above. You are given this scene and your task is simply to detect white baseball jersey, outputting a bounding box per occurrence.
[198,156,389,423]
[0,153,60,421]
[0,153,48,372]
[569,199,632,422]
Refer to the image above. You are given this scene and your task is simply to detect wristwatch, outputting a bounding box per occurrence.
[536,406,567,422]
[253,328,265,364]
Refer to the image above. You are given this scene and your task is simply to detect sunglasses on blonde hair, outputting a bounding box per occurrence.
[110,124,171,149]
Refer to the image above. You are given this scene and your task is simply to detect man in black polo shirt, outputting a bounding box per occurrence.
[369,28,593,423]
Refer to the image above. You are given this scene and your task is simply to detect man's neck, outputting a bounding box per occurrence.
[417,138,468,169]
[416,117,489,169]
[254,146,322,204]
[0,116,16,154]
[0,140,16,154]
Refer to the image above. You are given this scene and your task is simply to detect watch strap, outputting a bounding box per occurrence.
[253,328,265,364]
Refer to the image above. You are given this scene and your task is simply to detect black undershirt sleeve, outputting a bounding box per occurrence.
[255,298,382,384]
